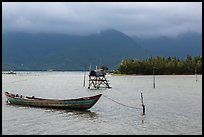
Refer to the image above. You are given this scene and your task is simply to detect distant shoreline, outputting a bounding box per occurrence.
[109,73,202,76]
[2,70,202,76]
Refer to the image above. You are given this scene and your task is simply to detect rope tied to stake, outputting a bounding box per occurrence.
[103,94,142,110]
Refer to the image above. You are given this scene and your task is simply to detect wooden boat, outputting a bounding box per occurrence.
[5,92,102,110]
[2,70,16,74]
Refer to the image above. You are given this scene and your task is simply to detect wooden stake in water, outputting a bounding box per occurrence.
[153,67,156,88]
[195,67,198,82]
[141,92,145,115]
[83,67,86,87]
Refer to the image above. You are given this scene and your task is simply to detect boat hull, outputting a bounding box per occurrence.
[5,92,102,110]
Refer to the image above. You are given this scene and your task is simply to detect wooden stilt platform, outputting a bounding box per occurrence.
[88,69,111,89]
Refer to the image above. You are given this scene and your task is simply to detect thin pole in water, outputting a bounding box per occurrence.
[83,66,86,87]
[141,92,145,115]
[153,67,156,88]
[195,67,198,82]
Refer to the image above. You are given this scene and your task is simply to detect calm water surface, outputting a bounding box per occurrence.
[2,71,202,135]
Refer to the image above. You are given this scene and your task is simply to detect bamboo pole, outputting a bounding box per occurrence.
[195,67,198,82]
[83,67,86,87]
[141,92,145,115]
[153,67,156,88]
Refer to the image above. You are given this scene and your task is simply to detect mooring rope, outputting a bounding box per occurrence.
[103,94,142,110]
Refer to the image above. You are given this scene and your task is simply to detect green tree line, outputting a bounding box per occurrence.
[116,55,202,75]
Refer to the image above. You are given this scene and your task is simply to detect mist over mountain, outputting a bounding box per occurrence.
[133,32,202,58]
[2,29,201,71]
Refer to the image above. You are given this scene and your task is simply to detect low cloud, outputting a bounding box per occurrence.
[2,2,202,37]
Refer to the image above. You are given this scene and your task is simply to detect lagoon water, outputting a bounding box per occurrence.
[2,71,202,135]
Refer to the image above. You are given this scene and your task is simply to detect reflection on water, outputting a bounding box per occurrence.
[5,102,98,119]
[47,108,98,119]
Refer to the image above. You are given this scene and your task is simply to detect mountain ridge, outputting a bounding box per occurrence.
[2,29,149,70]
[2,30,202,70]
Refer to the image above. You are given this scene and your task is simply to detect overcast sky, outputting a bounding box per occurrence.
[2,2,202,38]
